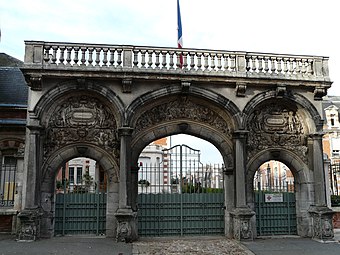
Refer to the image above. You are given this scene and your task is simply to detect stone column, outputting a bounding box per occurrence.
[231,130,255,240]
[308,133,334,241]
[114,127,137,242]
[17,125,43,241]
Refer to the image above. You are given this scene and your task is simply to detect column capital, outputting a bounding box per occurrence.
[118,127,134,137]
[309,132,324,140]
[233,130,249,139]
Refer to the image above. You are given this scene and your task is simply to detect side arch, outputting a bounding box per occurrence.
[246,149,313,237]
[39,143,119,238]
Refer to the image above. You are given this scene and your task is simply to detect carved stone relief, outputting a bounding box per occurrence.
[44,95,119,158]
[247,103,308,162]
[134,98,232,137]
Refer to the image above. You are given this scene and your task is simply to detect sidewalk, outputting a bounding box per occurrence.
[0,234,132,255]
[242,230,340,255]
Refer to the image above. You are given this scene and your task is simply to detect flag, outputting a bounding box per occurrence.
[177,0,183,67]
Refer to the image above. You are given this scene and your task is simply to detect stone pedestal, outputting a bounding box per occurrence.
[309,206,335,241]
[115,207,138,242]
[16,208,43,241]
[231,207,255,240]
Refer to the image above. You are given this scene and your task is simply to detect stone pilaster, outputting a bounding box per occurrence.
[115,127,138,242]
[17,125,43,241]
[308,133,335,241]
[231,130,255,240]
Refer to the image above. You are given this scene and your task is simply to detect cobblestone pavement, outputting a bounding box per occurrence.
[132,237,253,255]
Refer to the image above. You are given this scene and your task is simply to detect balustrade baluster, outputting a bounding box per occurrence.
[264,57,270,73]
[295,58,301,75]
[140,50,146,68]
[51,46,58,65]
[102,48,108,67]
[270,57,276,74]
[117,49,122,67]
[133,49,139,68]
[88,48,94,66]
[182,52,188,70]
[283,58,289,74]
[176,50,182,69]
[258,56,263,73]
[169,51,175,70]
[80,47,87,66]
[73,47,80,66]
[289,58,295,74]
[43,46,51,64]
[147,50,153,69]
[307,59,313,75]
[155,50,160,69]
[301,59,307,75]
[66,47,72,66]
[59,46,65,65]
[251,56,257,72]
[190,52,195,70]
[230,55,236,72]
[245,56,251,72]
[196,53,202,71]
[277,57,282,74]
[204,53,209,71]
[217,54,222,71]
[95,48,101,66]
[161,51,167,69]
[210,53,216,71]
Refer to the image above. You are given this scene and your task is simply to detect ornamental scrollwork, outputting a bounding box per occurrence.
[44,95,119,157]
[134,98,232,136]
[247,103,308,162]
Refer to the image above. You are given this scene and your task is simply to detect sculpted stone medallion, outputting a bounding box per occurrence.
[247,103,308,161]
[44,95,119,157]
[134,98,232,136]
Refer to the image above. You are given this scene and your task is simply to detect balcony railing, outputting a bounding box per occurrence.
[23,41,330,82]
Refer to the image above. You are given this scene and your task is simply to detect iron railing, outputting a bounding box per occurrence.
[0,163,17,207]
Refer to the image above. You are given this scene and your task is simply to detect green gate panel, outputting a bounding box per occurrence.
[255,191,297,236]
[138,193,224,236]
[55,193,106,235]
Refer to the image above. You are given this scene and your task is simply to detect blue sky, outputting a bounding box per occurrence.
[0,0,338,163]
[1,0,339,96]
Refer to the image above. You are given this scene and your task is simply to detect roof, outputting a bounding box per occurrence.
[0,67,28,106]
[0,53,23,67]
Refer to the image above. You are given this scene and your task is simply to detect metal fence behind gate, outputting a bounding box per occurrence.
[138,144,225,236]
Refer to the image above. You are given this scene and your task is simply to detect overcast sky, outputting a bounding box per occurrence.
[0,0,338,163]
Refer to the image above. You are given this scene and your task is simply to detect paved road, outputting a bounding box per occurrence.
[0,235,132,255]
[1,233,340,255]
[242,237,340,255]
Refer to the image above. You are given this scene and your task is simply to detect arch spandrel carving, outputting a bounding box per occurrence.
[44,95,119,159]
[246,102,308,162]
[133,97,233,137]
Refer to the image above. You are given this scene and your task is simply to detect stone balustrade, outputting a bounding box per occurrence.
[24,41,330,82]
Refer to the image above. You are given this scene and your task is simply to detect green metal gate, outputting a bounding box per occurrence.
[138,144,225,236]
[55,192,106,235]
[255,191,297,235]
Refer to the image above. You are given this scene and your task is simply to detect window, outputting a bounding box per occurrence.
[332,150,340,158]
[76,167,82,184]
[69,167,74,184]
[1,156,17,207]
